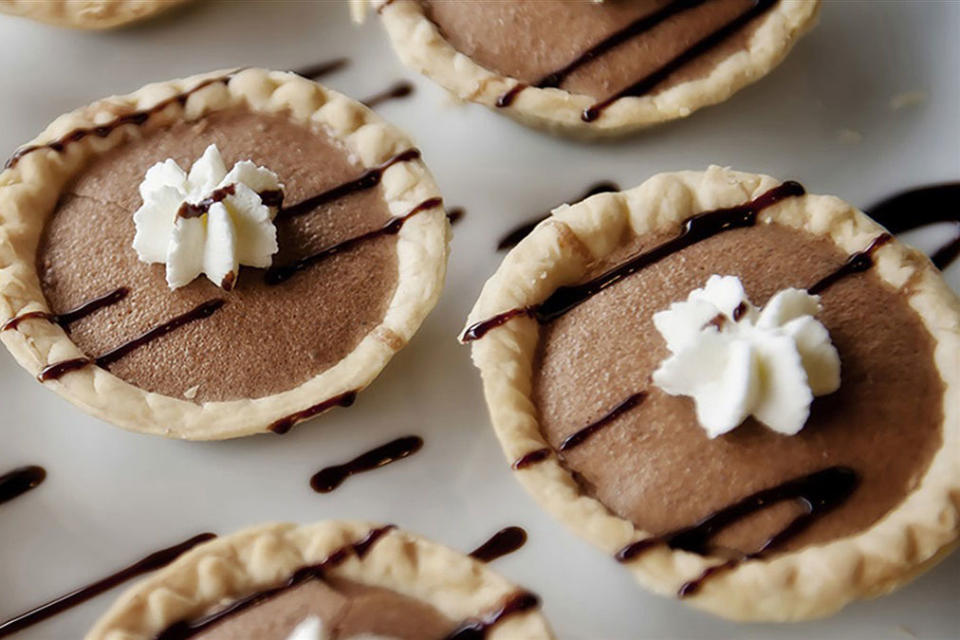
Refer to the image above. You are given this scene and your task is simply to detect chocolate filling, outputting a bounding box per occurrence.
[36,110,402,402]
[532,222,944,553]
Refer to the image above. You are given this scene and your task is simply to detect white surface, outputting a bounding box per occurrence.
[0,2,957,639]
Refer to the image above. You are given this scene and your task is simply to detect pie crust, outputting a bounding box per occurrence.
[0,0,192,29]
[0,68,449,440]
[87,521,555,639]
[365,0,821,138]
[463,166,960,621]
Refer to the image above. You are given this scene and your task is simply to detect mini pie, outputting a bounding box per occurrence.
[0,0,192,29]
[463,167,960,621]
[362,0,820,137]
[87,521,555,640]
[0,68,449,439]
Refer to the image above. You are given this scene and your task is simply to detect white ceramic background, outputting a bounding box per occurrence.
[0,2,957,638]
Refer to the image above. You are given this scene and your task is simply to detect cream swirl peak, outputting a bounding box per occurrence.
[132,144,283,291]
[652,275,840,438]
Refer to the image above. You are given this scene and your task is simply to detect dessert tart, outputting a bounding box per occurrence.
[462,167,960,620]
[0,0,192,29]
[357,0,820,138]
[0,68,449,439]
[88,521,555,639]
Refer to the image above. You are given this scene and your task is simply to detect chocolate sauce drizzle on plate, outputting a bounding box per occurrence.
[291,57,350,81]
[559,392,645,452]
[268,390,358,435]
[491,0,777,122]
[468,527,527,563]
[0,465,45,507]
[615,466,859,596]
[2,287,128,332]
[38,298,226,382]
[310,435,424,493]
[866,182,960,270]
[5,74,234,170]
[155,526,395,640]
[496,181,620,251]
[267,197,443,285]
[443,591,541,640]
[464,181,805,342]
[808,234,893,295]
[447,206,466,225]
[0,533,215,638]
[362,80,415,109]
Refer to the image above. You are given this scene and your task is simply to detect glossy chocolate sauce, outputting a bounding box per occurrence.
[37,298,226,382]
[867,182,960,270]
[496,181,620,251]
[268,390,358,435]
[291,57,349,81]
[511,448,551,471]
[468,527,527,563]
[582,0,778,122]
[2,287,128,332]
[176,185,284,219]
[559,392,645,452]
[310,435,424,493]
[276,149,421,221]
[267,197,442,285]
[5,75,234,170]
[615,466,859,596]
[808,234,892,295]
[447,206,466,225]
[0,533,215,638]
[444,591,540,640]
[155,526,395,640]
[362,81,415,109]
[464,181,805,342]
[0,465,45,506]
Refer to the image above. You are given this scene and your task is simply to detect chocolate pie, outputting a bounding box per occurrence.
[359,0,820,137]
[0,0,192,29]
[462,167,960,620]
[88,521,554,639]
[0,69,449,439]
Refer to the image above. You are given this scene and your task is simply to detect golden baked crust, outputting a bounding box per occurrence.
[362,0,821,138]
[86,521,555,639]
[464,166,960,620]
[0,0,192,29]
[0,68,450,440]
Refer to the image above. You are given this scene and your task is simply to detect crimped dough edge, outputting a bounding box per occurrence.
[0,68,450,440]
[465,166,960,621]
[86,520,555,639]
[372,0,821,138]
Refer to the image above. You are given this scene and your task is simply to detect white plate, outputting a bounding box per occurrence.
[0,2,957,638]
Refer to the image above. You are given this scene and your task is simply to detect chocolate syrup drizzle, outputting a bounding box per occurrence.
[155,526,395,640]
[808,234,893,295]
[177,185,284,219]
[276,148,421,221]
[0,465,45,506]
[511,448,551,471]
[2,287,128,332]
[615,466,859,596]
[267,197,443,285]
[491,0,777,122]
[559,392,645,452]
[447,206,466,225]
[310,435,424,493]
[443,591,541,640]
[5,75,233,170]
[464,181,805,342]
[37,298,226,382]
[269,390,358,435]
[0,533,215,638]
[362,81,415,109]
[866,182,960,270]
[468,527,527,563]
[291,57,350,81]
[496,181,620,251]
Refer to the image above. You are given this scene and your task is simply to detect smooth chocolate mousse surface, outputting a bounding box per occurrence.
[37,110,400,403]
[192,578,454,639]
[533,223,944,554]
[421,0,766,99]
